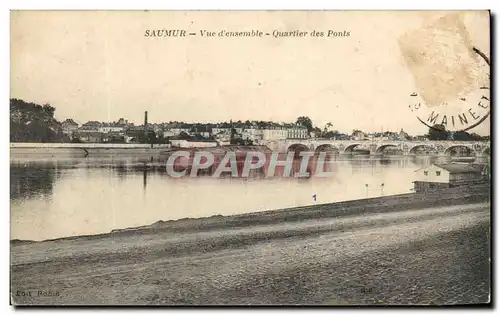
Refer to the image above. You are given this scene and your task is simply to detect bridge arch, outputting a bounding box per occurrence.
[315,144,339,155]
[286,143,310,154]
[483,147,490,156]
[375,144,401,155]
[344,143,361,154]
[408,145,439,155]
[444,145,475,157]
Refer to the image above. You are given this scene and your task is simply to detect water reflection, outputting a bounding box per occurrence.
[10,155,490,241]
[10,166,57,200]
[9,155,480,201]
[9,160,71,200]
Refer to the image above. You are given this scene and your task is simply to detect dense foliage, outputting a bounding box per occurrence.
[10,99,69,143]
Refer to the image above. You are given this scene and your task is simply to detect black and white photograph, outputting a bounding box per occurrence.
[9,10,491,306]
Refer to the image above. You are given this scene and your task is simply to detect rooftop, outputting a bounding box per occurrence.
[434,163,487,174]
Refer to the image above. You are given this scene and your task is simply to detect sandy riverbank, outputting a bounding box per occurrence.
[10,192,490,305]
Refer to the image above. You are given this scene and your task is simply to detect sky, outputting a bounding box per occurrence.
[10,11,490,135]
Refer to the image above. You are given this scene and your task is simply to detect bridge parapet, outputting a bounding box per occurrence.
[263,139,490,156]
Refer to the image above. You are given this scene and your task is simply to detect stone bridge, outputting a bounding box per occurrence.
[262,139,490,157]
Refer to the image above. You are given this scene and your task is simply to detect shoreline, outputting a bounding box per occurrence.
[11,183,490,245]
[9,142,172,159]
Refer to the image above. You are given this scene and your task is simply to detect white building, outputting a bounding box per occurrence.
[79,122,100,133]
[79,122,124,134]
[198,131,211,138]
[213,132,231,144]
[61,119,79,135]
[98,124,124,133]
[309,131,319,138]
[212,127,232,135]
[241,128,263,142]
[352,130,365,141]
[170,140,218,148]
[163,127,191,137]
[163,130,176,138]
[413,163,488,192]
[286,127,308,139]
[262,128,288,141]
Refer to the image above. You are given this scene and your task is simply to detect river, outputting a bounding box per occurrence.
[10,155,489,241]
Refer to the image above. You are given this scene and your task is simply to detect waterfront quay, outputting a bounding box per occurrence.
[9,142,171,158]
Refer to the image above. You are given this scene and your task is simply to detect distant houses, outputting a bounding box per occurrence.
[413,163,489,193]
[56,116,425,145]
[350,129,411,141]
[61,118,422,145]
[352,130,365,141]
[162,123,191,138]
[78,121,127,133]
[70,118,134,143]
[77,132,104,143]
[61,119,79,135]
[162,122,308,145]
[31,113,470,146]
[169,139,219,148]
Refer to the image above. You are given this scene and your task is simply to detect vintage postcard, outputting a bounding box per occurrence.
[10,10,491,306]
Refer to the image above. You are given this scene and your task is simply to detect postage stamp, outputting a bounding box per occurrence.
[399,13,490,132]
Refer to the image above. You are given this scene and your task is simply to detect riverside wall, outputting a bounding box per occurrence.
[10,142,171,158]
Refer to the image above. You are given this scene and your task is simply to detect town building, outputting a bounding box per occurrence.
[413,163,488,192]
[117,118,128,125]
[351,130,365,141]
[98,123,125,133]
[262,127,288,141]
[240,128,263,142]
[398,128,410,141]
[286,126,309,139]
[212,127,232,135]
[74,132,104,143]
[124,125,155,143]
[149,123,163,134]
[189,125,212,139]
[79,121,101,133]
[163,130,177,138]
[163,123,192,137]
[170,139,218,148]
[212,132,231,146]
[61,119,79,135]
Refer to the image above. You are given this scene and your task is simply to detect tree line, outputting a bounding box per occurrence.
[427,124,488,141]
[9,99,489,144]
[296,116,489,141]
[10,99,69,143]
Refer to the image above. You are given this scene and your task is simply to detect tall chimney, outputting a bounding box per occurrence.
[144,111,148,143]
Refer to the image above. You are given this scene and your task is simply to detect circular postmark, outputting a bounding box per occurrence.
[408,47,490,132]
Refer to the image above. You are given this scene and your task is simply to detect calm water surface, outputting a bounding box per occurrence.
[10,155,488,241]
